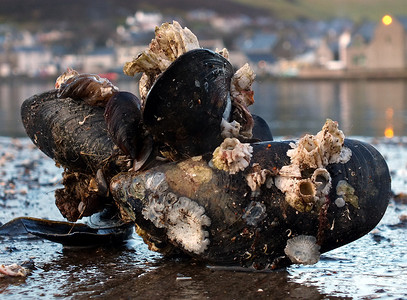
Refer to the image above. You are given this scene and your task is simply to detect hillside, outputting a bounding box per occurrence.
[231,0,407,21]
[1,0,406,28]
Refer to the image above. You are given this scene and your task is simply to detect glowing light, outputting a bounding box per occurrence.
[384,127,394,138]
[382,15,393,26]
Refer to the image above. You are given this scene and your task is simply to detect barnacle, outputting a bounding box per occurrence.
[284,235,320,265]
[211,138,253,174]
[230,63,255,107]
[166,196,211,254]
[246,163,272,197]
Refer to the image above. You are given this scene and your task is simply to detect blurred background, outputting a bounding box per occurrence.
[1,0,407,138]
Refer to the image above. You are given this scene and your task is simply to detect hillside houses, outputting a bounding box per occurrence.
[313,15,407,73]
[2,13,407,78]
[346,15,406,69]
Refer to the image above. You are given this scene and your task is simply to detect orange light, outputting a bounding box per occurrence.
[382,15,393,26]
[384,127,394,138]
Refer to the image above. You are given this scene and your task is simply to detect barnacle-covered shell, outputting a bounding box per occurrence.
[143,49,235,158]
[110,137,390,268]
[56,69,119,107]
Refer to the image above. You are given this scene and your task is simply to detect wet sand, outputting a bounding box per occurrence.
[0,137,406,299]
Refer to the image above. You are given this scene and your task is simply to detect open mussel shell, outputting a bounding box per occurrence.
[11,216,134,247]
[21,90,115,173]
[110,139,390,268]
[143,48,234,158]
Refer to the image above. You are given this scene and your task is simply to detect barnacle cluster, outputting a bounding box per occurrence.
[275,119,351,212]
[140,172,211,254]
[211,138,253,174]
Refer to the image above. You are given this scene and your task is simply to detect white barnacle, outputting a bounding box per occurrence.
[220,118,241,139]
[286,119,351,169]
[142,195,166,228]
[230,63,256,107]
[284,235,321,265]
[166,197,211,254]
[246,163,272,197]
[335,197,346,208]
[123,21,200,77]
[316,119,352,165]
[211,138,253,174]
[311,168,332,197]
[145,172,168,194]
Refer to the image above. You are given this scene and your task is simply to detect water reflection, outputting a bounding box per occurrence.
[251,79,407,137]
[1,78,406,138]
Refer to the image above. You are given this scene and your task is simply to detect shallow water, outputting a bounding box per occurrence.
[1,136,406,299]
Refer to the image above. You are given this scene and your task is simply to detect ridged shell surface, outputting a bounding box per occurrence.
[143,49,234,157]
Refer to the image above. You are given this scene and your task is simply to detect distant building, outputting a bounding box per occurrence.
[82,47,115,73]
[346,15,406,70]
[13,46,55,76]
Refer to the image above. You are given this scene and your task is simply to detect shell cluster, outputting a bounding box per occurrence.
[124,21,256,149]
[21,20,391,269]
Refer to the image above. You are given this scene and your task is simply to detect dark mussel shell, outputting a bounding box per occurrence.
[252,114,273,141]
[143,48,234,158]
[8,216,134,247]
[104,91,153,171]
[21,90,116,173]
[104,91,143,160]
[110,139,390,268]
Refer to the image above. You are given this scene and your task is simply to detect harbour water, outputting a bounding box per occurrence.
[0,78,407,299]
[1,77,406,138]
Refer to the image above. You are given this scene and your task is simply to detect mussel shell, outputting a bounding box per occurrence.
[16,217,133,247]
[252,114,273,141]
[21,90,115,173]
[143,49,234,157]
[110,139,390,267]
[104,91,143,159]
